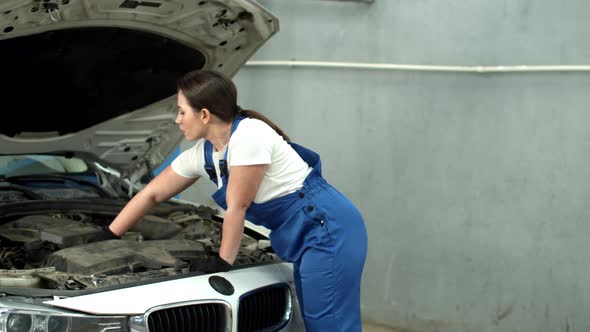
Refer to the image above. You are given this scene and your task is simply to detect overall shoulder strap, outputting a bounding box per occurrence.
[203,140,218,186]
[218,116,245,179]
[202,116,246,186]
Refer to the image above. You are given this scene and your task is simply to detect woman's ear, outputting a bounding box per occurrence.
[200,108,211,124]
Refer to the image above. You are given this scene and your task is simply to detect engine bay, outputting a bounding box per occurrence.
[0,202,276,291]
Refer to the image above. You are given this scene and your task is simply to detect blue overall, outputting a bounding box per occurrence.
[204,117,368,331]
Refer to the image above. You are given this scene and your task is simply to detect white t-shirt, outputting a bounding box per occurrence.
[171,118,312,203]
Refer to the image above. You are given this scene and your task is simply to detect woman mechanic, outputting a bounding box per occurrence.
[105,69,368,331]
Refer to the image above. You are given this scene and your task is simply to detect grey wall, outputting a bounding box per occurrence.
[181,1,590,331]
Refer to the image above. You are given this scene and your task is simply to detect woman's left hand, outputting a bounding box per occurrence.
[190,255,232,273]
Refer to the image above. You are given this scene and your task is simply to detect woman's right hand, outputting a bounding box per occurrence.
[95,225,120,241]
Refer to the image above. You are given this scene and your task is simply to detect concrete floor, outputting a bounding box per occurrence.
[363,322,405,332]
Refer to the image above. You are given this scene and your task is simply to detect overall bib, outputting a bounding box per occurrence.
[204,117,368,332]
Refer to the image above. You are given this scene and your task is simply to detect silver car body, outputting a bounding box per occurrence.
[0,0,304,331]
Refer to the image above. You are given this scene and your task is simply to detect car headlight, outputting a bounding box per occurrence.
[0,310,128,332]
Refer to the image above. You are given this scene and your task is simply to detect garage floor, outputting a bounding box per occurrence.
[363,322,404,332]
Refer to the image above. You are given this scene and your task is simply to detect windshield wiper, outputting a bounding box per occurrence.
[2,174,115,199]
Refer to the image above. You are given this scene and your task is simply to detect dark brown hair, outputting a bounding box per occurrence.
[176,69,290,141]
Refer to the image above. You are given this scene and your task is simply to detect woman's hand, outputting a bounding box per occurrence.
[95,226,120,241]
[189,256,232,273]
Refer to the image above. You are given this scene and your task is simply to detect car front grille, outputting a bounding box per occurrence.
[147,302,229,332]
[238,284,292,332]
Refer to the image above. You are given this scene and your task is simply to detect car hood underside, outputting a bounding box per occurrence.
[0,0,278,176]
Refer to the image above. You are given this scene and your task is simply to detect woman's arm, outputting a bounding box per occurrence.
[220,164,268,264]
[108,165,198,236]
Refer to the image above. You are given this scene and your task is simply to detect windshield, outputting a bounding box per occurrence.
[0,155,89,177]
[0,155,125,202]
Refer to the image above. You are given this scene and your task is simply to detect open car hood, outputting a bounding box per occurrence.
[0,0,278,179]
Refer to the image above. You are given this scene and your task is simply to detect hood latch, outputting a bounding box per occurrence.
[43,3,61,22]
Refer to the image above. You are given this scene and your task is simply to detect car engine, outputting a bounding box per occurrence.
[0,203,276,290]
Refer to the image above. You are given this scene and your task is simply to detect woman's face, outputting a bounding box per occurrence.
[175,90,204,141]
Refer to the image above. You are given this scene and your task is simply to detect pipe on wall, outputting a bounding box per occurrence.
[245,60,590,73]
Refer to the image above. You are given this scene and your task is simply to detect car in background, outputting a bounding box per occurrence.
[0,0,303,331]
